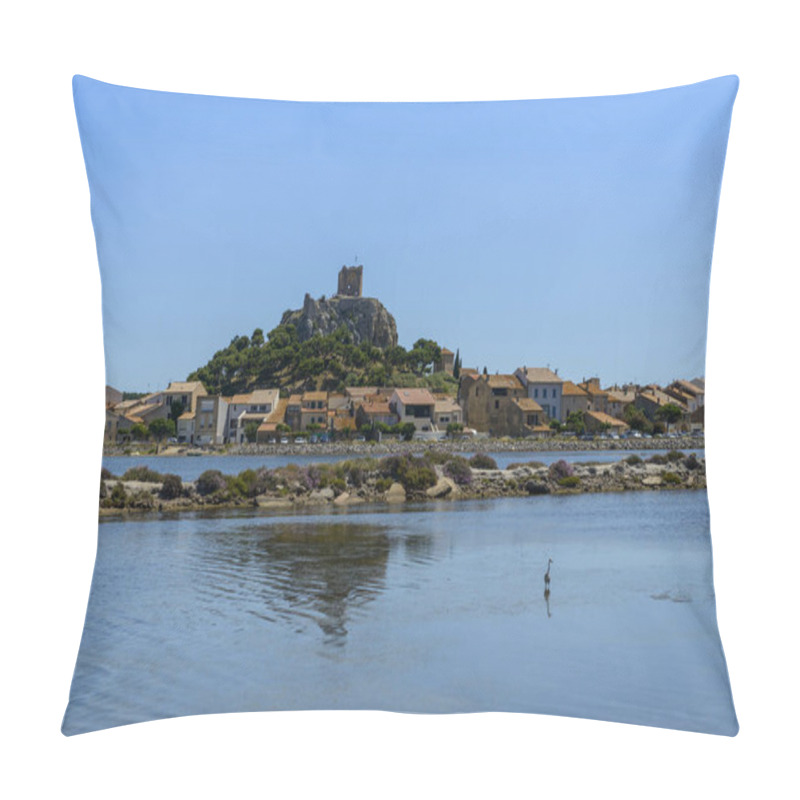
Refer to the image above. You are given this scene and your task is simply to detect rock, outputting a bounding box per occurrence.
[309,487,335,502]
[426,476,457,498]
[333,491,364,506]
[256,497,295,509]
[280,293,398,349]
[385,482,407,503]
[642,476,662,486]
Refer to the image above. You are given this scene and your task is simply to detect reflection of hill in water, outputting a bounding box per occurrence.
[248,522,395,646]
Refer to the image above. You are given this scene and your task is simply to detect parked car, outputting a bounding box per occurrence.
[294,436,306,444]
[280,436,289,444]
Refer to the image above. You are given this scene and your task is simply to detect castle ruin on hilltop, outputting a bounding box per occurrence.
[337,265,363,298]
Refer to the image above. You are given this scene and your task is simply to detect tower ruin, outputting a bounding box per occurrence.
[337,265,363,298]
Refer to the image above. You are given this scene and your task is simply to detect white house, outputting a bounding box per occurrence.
[226,388,280,443]
[193,396,229,445]
[389,388,437,431]
[513,367,563,421]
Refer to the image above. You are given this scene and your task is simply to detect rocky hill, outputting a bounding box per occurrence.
[280,293,398,350]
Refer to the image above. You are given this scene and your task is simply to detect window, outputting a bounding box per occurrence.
[495,400,499,409]
[534,388,539,398]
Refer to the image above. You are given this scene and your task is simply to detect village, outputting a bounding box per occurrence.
[103,265,705,448]
[104,366,705,448]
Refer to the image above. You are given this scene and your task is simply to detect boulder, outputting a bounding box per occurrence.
[333,491,364,506]
[426,476,457,498]
[385,482,407,503]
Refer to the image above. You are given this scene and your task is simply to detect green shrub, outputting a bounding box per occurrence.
[662,472,682,485]
[684,453,701,471]
[469,453,498,470]
[375,477,393,493]
[109,482,127,508]
[398,456,437,493]
[548,459,574,480]
[506,461,546,470]
[443,457,473,486]
[196,469,226,496]
[160,473,183,500]
[127,489,155,510]
[557,475,581,488]
[648,454,667,465]
[666,450,684,462]
[99,479,107,499]
[122,465,164,482]
[101,467,114,480]
[624,455,643,465]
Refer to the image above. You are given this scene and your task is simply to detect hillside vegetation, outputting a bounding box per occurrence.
[188,324,458,396]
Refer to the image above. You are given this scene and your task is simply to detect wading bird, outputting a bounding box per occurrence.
[544,558,553,589]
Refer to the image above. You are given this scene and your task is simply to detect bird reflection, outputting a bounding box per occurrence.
[544,558,553,618]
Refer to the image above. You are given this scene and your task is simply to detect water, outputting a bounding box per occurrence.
[63,490,737,736]
[103,448,704,481]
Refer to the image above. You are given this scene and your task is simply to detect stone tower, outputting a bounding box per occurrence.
[337,265,363,298]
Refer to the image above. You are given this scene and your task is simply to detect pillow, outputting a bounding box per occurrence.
[64,75,739,736]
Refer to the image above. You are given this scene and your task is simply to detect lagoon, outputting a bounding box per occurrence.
[63,489,736,735]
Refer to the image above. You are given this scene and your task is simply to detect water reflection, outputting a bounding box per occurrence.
[196,522,398,647]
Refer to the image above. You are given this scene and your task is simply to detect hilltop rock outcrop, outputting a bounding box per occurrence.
[280,293,398,349]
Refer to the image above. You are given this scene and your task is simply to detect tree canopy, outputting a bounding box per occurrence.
[188,324,455,396]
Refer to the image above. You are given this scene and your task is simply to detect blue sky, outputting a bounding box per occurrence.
[74,75,737,392]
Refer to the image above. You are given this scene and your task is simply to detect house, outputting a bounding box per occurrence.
[508,397,551,437]
[514,367,563,421]
[606,387,636,420]
[300,391,329,431]
[389,388,437,431]
[176,411,195,443]
[355,395,399,429]
[666,379,704,413]
[193,396,229,445]
[584,410,629,436]
[163,381,207,415]
[433,395,462,428]
[561,380,591,420]
[285,394,303,431]
[256,397,290,443]
[578,378,609,415]
[458,373,530,436]
[226,388,280,442]
[105,385,123,407]
[634,386,687,425]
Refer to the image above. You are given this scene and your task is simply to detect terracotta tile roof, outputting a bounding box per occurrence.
[230,388,279,405]
[586,411,629,428]
[166,381,205,394]
[302,391,327,402]
[333,417,357,432]
[486,374,523,390]
[265,398,289,424]
[392,388,436,405]
[358,401,393,416]
[434,397,462,413]
[561,380,588,397]
[513,397,544,412]
[606,389,635,404]
[518,367,562,384]
[178,411,194,421]
[440,347,454,355]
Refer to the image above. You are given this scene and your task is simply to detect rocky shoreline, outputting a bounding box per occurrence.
[100,450,706,517]
[103,434,703,459]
